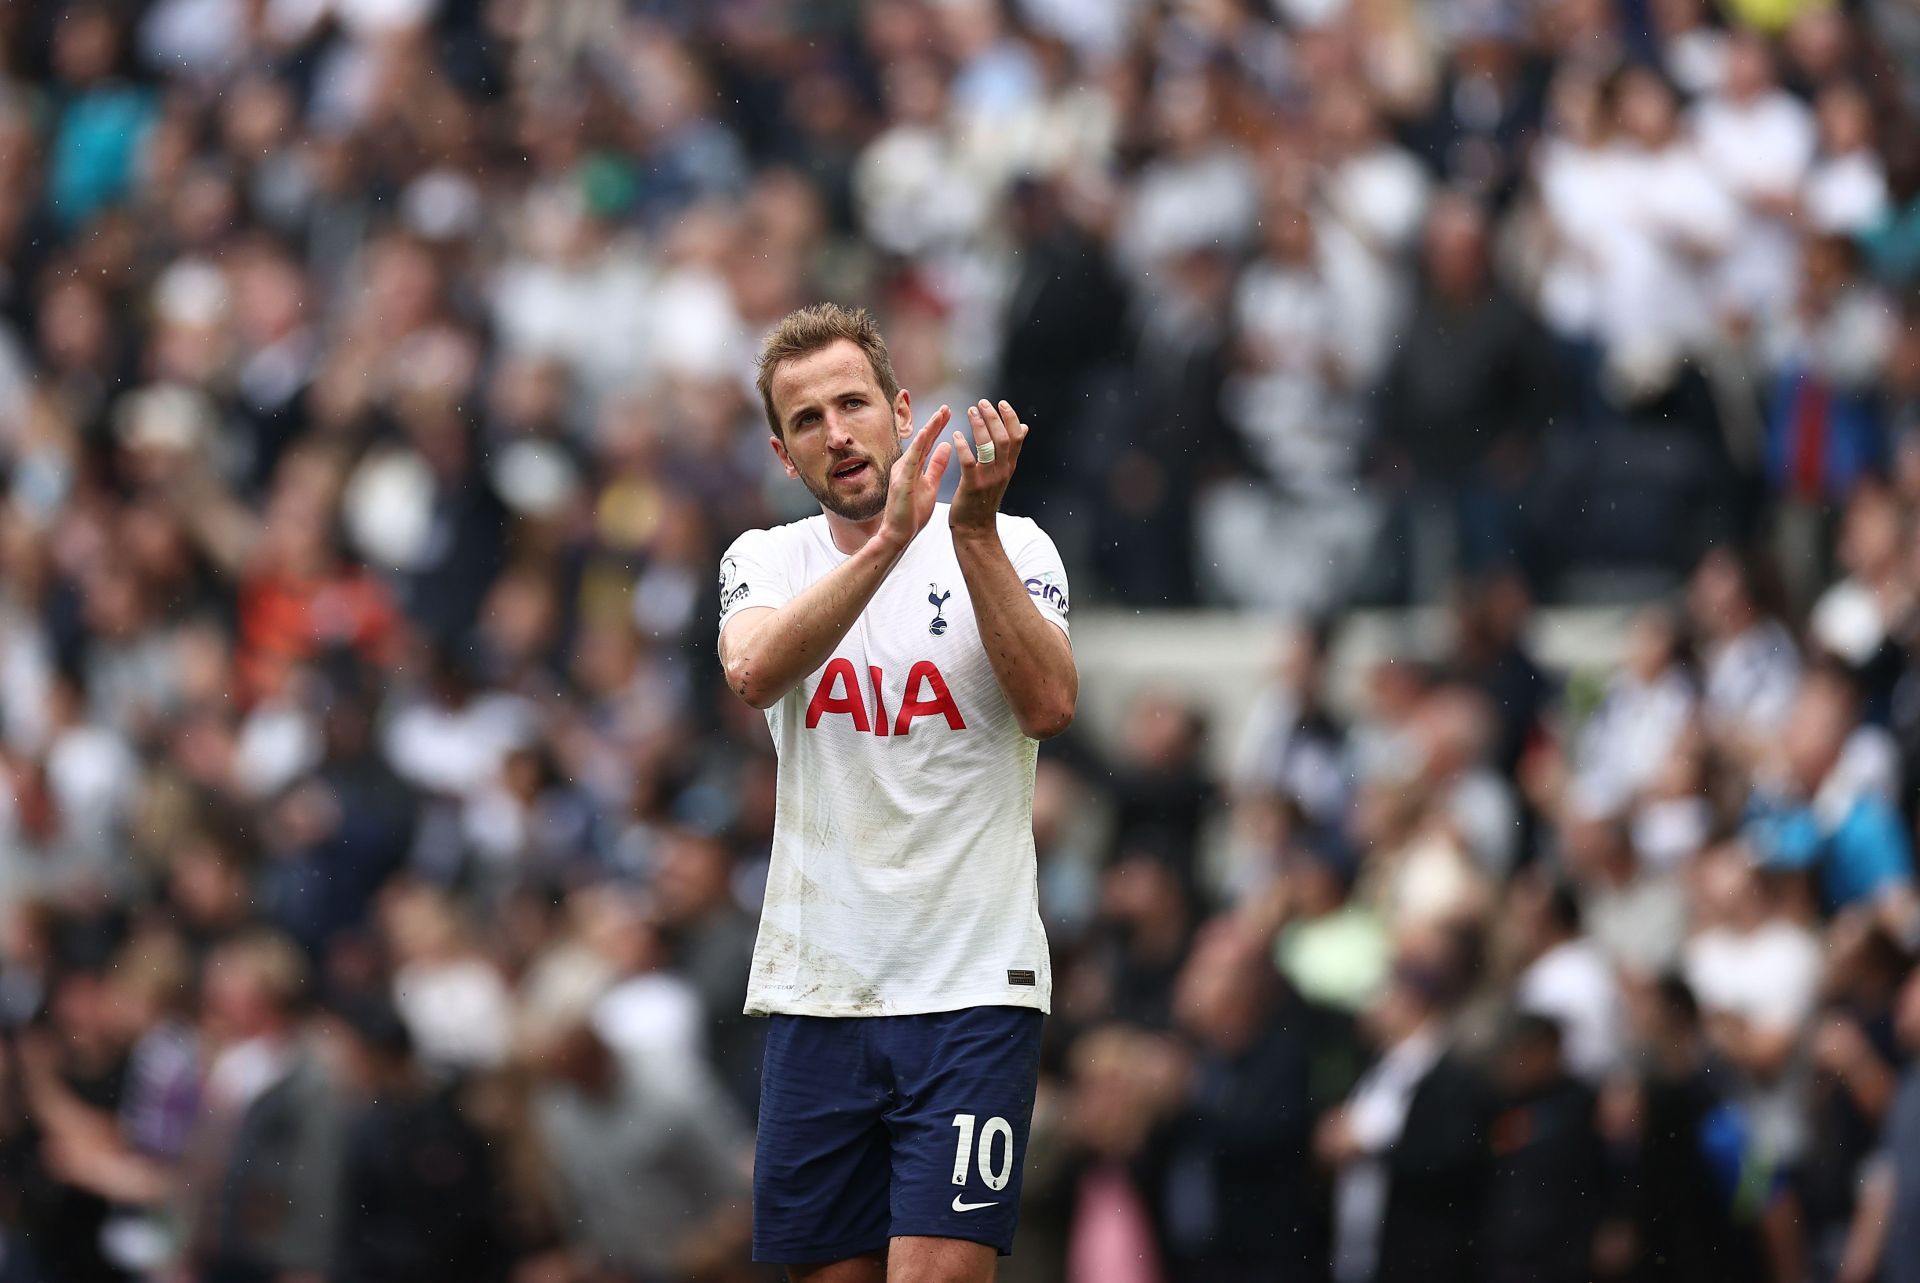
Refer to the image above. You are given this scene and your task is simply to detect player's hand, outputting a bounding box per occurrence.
[874,403,954,555]
[949,398,1027,534]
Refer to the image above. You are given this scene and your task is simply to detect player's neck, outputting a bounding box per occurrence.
[821,508,886,556]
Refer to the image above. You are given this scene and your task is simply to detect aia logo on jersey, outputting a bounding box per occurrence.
[806,659,966,736]
[928,585,951,635]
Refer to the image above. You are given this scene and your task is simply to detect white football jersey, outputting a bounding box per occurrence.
[718,503,1069,1018]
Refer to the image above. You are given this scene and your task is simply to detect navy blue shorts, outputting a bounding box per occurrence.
[752,1006,1043,1264]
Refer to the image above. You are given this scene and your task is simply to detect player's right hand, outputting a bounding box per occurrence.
[876,403,953,554]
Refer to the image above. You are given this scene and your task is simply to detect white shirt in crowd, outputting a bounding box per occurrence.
[1692,90,1816,208]
[391,956,513,1071]
[1685,916,1822,1160]
[1813,575,1893,666]
[1663,28,1731,96]
[1321,145,1432,255]
[1806,150,1891,233]
[1333,1025,1446,1283]
[593,971,707,1071]
[719,503,1069,1018]
[1588,872,1690,976]
[856,124,993,260]
[1225,225,1400,489]
[1703,620,1803,741]
[1544,138,1739,359]
[1571,664,1697,818]
[1692,89,1816,316]
[1517,936,1623,1082]
[383,690,538,801]
[1536,136,1635,341]
[1117,146,1261,277]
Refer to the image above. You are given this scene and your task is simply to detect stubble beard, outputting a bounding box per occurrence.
[807,435,901,523]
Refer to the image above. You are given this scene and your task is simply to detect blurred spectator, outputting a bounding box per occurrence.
[382,885,514,1075]
[1690,546,1803,750]
[1512,879,1623,1084]
[1804,924,1906,1278]
[1684,849,1822,1179]
[1449,572,1554,780]
[1567,605,1697,819]
[1480,1015,1606,1283]
[1602,975,1768,1283]
[996,175,1127,526]
[178,931,345,1283]
[577,886,706,1075]
[1229,622,1351,830]
[1747,662,1915,923]
[527,1017,752,1282]
[1071,853,1197,1034]
[46,4,156,232]
[1694,33,1814,325]
[1763,234,1896,514]
[1103,692,1216,892]
[1566,810,1690,978]
[1378,194,1560,587]
[651,827,764,1119]
[332,998,507,1283]
[1271,837,1391,1017]
[1806,82,1891,235]
[1318,947,1488,1283]
[1149,915,1359,1283]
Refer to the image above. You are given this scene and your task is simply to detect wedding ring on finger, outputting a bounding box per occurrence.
[976,439,996,465]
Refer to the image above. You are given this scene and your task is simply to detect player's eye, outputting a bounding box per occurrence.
[844,398,864,410]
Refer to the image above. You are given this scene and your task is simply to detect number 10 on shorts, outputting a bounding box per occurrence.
[950,1113,1014,1191]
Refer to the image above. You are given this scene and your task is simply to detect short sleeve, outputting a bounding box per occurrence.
[1004,516,1071,637]
[718,527,793,634]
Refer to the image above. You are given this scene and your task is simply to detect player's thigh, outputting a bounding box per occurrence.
[887,1234,998,1283]
[884,1007,1043,1253]
[755,1015,892,1265]
[788,1251,886,1283]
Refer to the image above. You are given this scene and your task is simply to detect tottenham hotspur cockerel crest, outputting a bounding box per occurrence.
[928,585,951,635]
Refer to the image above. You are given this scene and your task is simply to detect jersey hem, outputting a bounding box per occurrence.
[744,989,1051,1019]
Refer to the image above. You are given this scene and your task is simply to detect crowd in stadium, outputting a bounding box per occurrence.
[2,0,1920,1280]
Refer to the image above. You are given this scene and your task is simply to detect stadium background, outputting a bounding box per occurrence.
[3,0,1920,1279]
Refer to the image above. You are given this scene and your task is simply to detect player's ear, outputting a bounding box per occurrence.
[894,387,912,440]
[768,434,798,479]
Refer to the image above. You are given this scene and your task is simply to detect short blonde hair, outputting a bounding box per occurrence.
[755,303,901,438]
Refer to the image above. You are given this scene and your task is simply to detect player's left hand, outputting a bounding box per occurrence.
[949,398,1026,533]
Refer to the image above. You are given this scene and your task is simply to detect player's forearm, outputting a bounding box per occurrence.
[722,537,904,708]
[953,528,1076,739]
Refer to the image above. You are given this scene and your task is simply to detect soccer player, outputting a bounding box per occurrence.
[718,303,1077,1282]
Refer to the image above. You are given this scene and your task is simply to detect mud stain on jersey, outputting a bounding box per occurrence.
[842,774,911,869]
[755,923,883,1012]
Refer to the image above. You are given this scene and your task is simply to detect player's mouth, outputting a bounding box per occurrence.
[829,458,871,485]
